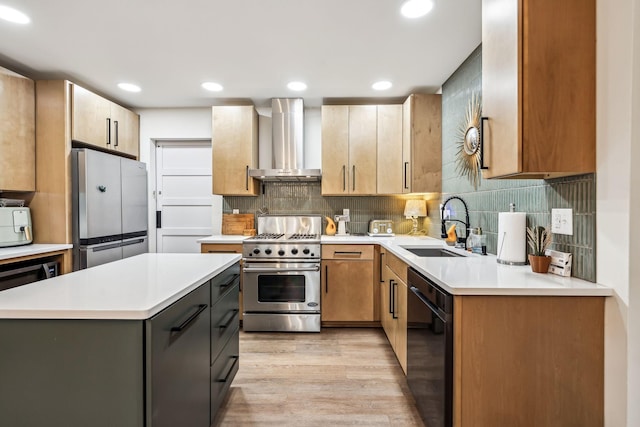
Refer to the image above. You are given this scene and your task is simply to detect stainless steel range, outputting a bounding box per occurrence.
[242,215,322,332]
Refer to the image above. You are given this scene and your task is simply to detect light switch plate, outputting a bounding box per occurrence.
[551,208,573,235]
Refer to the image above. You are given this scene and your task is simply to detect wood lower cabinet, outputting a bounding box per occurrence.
[72,84,139,157]
[380,249,408,373]
[0,66,35,191]
[453,295,604,426]
[481,0,595,178]
[211,106,259,196]
[201,243,244,321]
[321,244,375,322]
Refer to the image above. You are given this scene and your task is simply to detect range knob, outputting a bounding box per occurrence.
[265,248,272,255]
[253,248,260,255]
[291,248,299,255]
[278,249,285,256]
[302,248,310,255]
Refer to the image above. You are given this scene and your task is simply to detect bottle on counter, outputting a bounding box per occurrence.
[467,227,487,255]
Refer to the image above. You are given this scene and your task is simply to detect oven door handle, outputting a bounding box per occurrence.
[243,266,320,273]
[410,286,450,322]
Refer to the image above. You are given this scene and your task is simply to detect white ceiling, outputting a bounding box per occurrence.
[0,0,481,109]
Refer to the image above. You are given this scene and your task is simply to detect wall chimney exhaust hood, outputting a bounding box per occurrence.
[248,98,321,182]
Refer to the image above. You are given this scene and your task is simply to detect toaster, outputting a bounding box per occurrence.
[368,219,394,236]
[0,207,33,247]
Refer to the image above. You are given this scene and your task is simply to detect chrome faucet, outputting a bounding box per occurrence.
[440,196,470,249]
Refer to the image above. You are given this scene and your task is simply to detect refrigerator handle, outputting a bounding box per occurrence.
[156,211,162,228]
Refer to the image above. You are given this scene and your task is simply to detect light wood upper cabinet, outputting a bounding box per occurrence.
[376,105,403,194]
[402,94,441,193]
[0,67,35,191]
[211,106,259,196]
[110,103,139,157]
[321,105,377,195]
[321,245,375,322]
[481,0,595,179]
[71,84,139,157]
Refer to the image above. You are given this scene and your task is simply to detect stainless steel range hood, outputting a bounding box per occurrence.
[248,98,321,181]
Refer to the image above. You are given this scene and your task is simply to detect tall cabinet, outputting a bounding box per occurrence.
[481,0,595,179]
[31,80,140,253]
[211,106,259,196]
[0,66,35,191]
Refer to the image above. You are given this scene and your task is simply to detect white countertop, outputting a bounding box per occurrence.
[0,243,73,261]
[197,233,611,296]
[0,253,241,320]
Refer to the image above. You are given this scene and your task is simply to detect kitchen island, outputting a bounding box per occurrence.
[0,253,241,427]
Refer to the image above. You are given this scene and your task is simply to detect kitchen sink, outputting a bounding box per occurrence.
[401,247,466,257]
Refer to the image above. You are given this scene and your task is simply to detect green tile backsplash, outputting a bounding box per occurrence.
[223,44,596,282]
[440,45,596,281]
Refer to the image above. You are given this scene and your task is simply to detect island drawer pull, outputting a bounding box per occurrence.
[220,273,240,289]
[218,309,239,329]
[171,304,208,333]
[216,356,239,383]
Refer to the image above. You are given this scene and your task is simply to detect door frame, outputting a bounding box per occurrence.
[148,138,212,253]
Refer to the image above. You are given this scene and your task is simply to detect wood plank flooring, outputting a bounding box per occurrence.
[214,328,425,427]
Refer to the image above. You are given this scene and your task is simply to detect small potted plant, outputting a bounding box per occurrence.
[526,225,552,273]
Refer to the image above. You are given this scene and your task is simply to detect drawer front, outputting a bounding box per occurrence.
[211,262,241,304]
[211,281,240,364]
[322,244,374,260]
[211,327,240,424]
[386,251,408,283]
[201,243,242,254]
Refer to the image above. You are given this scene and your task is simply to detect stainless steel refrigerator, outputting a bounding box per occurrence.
[72,148,148,270]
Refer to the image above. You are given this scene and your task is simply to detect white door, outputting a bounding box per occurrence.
[155,141,212,253]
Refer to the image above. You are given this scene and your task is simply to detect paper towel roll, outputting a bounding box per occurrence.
[497,212,526,265]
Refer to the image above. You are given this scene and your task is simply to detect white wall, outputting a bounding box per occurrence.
[135,107,213,252]
[597,0,639,425]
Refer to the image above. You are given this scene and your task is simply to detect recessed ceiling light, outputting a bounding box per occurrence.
[400,0,434,18]
[202,82,223,92]
[117,83,141,93]
[0,5,30,24]
[372,81,393,91]
[287,81,307,91]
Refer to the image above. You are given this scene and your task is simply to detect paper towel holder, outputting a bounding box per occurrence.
[496,203,527,265]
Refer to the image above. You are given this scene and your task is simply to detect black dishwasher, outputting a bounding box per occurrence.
[0,259,60,291]
[406,267,453,427]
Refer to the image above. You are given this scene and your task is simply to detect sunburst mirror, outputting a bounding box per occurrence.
[455,92,483,189]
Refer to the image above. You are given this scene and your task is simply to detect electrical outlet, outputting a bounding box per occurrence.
[343,209,349,216]
[232,209,239,214]
[440,204,451,220]
[551,208,573,235]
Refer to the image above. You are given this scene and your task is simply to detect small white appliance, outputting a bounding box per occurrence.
[368,219,394,236]
[0,207,33,247]
[334,214,350,235]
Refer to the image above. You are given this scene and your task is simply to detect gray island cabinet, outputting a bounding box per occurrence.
[0,253,240,427]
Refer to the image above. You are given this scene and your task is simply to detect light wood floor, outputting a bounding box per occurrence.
[214,328,425,427]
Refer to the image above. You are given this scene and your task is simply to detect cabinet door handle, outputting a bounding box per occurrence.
[480,117,489,170]
[342,165,346,191]
[404,161,409,190]
[218,309,239,329]
[334,251,362,256]
[352,165,356,191]
[220,273,240,289]
[379,252,385,283]
[114,120,119,147]
[106,118,111,145]
[392,280,398,319]
[245,165,249,190]
[170,304,208,334]
[325,265,328,293]
[216,356,239,383]
[389,279,395,315]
